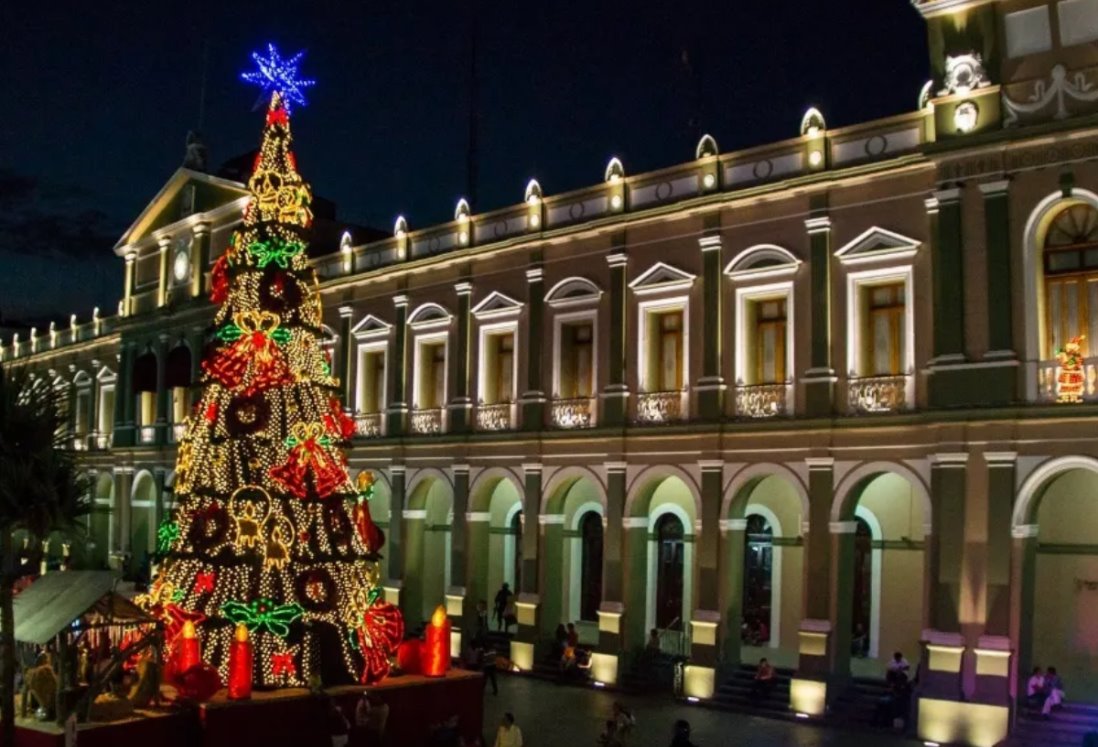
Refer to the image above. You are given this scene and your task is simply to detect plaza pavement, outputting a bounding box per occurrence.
[481,675,915,746]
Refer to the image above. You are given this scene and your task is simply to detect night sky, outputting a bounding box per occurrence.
[1,0,928,324]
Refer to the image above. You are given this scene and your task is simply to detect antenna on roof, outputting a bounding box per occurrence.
[465,0,481,212]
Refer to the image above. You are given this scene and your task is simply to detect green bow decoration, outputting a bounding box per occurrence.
[216,322,291,346]
[248,238,305,269]
[220,598,305,638]
[157,519,181,554]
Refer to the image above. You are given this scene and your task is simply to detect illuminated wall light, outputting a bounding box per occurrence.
[593,681,606,688]
[800,106,826,138]
[394,215,408,239]
[795,712,809,719]
[808,150,823,167]
[604,156,624,183]
[454,198,471,245]
[610,194,623,209]
[954,101,979,134]
[686,696,699,703]
[524,179,542,230]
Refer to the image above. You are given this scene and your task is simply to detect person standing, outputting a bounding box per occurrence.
[494,584,512,631]
[327,699,351,747]
[669,719,695,747]
[493,713,523,747]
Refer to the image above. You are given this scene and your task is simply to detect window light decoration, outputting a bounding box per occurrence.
[137,47,402,690]
[1056,335,1086,403]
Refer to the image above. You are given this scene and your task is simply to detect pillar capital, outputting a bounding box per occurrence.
[804,216,831,234]
[698,235,722,252]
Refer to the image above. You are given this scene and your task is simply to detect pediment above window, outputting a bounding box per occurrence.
[629,261,697,296]
[544,276,603,309]
[724,244,802,281]
[408,302,454,330]
[834,227,921,265]
[351,314,392,340]
[471,291,524,320]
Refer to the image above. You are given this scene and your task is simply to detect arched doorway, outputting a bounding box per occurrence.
[506,508,523,592]
[89,473,114,569]
[655,513,685,631]
[131,471,158,582]
[405,476,454,627]
[835,468,927,674]
[1018,464,1098,700]
[743,514,773,645]
[580,512,604,622]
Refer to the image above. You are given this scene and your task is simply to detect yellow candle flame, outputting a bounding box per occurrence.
[431,605,447,627]
[235,623,250,643]
[182,620,197,639]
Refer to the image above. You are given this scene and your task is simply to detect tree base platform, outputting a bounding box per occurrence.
[15,668,485,747]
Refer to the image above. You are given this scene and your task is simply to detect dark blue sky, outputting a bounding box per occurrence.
[0,0,928,322]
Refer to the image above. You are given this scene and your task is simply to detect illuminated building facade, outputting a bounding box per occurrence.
[7,1,1098,742]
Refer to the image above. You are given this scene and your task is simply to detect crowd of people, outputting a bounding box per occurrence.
[1027,666,1067,718]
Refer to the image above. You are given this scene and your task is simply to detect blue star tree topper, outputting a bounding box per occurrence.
[241,44,316,111]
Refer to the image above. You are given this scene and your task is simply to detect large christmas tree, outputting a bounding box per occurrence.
[139,46,402,689]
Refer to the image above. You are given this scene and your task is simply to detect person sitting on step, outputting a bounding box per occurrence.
[751,657,775,700]
[1042,666,1065,719]
[1026,666,1046,711]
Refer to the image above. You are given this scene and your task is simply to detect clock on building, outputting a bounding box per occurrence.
[173,235,193,283]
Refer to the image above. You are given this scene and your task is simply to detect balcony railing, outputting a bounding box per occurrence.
[551,397,596,429]
[171,423,187,443]
[634,390,685,424]
[138,425,157,444]
[410,408,444,435]
[1038,358,1098,403]
[96,433,111,450]
[735,383,789,418]
[848,374,911,414]
[355,412,384,437]
[475,402,514,431]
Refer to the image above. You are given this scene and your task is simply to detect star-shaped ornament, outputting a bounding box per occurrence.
[241,44,316,112]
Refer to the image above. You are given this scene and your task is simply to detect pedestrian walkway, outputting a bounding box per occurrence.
[483,675,915,746]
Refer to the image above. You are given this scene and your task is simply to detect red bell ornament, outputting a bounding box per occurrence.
[227,623,254,700]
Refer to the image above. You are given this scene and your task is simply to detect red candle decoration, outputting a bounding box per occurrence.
[422,605,451,678]
[396,639,421,675]
[176,620,202,674]
[227,623,254,700]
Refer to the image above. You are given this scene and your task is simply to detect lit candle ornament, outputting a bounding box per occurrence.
[227,624,254,700]
[423,605,452,678]
[176,619,203,674]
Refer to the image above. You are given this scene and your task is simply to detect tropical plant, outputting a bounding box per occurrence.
[0,367,91,741]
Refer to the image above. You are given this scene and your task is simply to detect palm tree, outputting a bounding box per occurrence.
[0,367,90,743]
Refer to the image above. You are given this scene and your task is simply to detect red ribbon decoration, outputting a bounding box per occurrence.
[271,651,297,679]
[356,601,404,684]
[194,571,217,596]
[268,423,346,499]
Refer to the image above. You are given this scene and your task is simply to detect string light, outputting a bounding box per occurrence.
[139,49,401,689]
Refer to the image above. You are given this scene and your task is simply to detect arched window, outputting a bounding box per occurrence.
[742,514,773,644]
[579,512,603,621]
[511,510,523,592]
[1044,203,1098,357]
[851,517,873,655]
[655,514,685,630]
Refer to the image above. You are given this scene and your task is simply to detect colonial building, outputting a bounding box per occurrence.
[7,1,1098,744]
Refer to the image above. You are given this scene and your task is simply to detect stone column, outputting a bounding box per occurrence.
[449,282,473,432]
[191,222,210,298]
[521,264,546,430]
[512,463,544,669]
[802,210,835,416]
[113,467,133,570]
[449,464,471,631]
[387,295,409,436]
[593,462,627,686]
[538,513,564,640]
[157,237,170,308]
[154,334,169,442]
[696,232,725,417]
[792,457,833,716]
[983,452,1016,635]
[113,342,135,448]
[89,359,101,448]
[685,460,723,699]
[602,247,629,426]
[384,465,406,607]
[718,519,746,671]
[338,306,355,410]
[465,511,491,638]
[123,252,136,317]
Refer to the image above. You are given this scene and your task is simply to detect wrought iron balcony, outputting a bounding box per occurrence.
[735,383,789,418]
[551,397,596,429]
[96,433,111,450]
[634,390,685,424]
[355,412,384,438]
[139,425,157,444]
[847,374,910,414]
[410,408,444,435]
[475,402,514,431]
[171,423,187,443]
[1038,358,1098,403]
